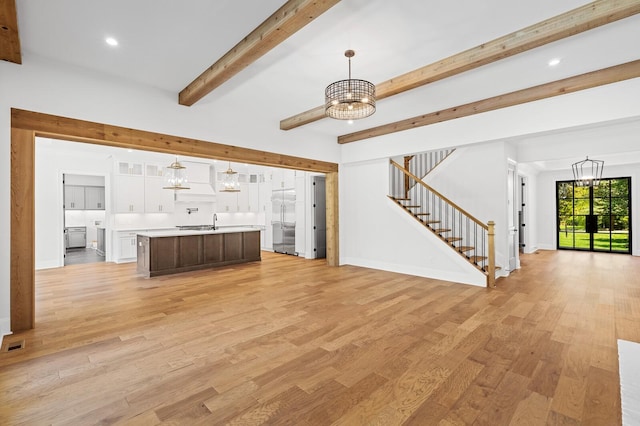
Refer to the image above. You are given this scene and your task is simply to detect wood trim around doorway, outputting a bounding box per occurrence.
[10,108,340,332]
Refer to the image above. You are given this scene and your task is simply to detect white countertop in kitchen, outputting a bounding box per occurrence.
[112,227,177,232]
[137,226,260,238]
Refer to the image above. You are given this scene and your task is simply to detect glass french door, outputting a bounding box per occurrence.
[557,177,631,253]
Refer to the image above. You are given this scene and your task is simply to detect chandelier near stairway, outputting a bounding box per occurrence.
[325,50,376,121]
[572,156,604,187]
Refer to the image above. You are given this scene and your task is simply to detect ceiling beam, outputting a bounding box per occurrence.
[280,0,640,130]
[11,109,338,173]
[0,0,22,64]
[179,0,341,107]
[337,59,640,144]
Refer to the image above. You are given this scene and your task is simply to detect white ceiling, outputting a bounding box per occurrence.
[16,0,640,166]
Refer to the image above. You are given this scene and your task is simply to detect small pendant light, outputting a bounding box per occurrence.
[220,162,240,192]
[163,157,190,190]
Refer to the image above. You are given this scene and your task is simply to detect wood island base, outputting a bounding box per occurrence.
[136,228,261,277]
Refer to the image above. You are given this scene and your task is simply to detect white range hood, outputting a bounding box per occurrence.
[174,161,216,202]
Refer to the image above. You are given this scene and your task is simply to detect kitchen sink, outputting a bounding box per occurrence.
[176,225,216,231]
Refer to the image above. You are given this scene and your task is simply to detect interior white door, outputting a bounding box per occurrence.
[507,164,518,271]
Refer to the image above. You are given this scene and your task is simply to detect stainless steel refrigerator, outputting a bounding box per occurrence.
[272,187,296,255]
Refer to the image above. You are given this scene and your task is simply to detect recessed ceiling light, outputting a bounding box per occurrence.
[105,37,118,47]
[548,58,561,67]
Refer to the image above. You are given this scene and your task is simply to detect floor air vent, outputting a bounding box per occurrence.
[4,340,25,352]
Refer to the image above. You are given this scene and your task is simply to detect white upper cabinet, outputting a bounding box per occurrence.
[144,176,175,213]
[117,161,144,176]
[113,174,145,213]
[272,169,296,190]
[84,186,105,210]
[64,185,85,210]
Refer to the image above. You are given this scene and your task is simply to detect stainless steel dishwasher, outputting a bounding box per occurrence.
[65,226,87,249]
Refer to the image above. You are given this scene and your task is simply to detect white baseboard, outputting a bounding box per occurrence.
[36,260,63,270]
[341,257,486,287]
[0,317,11,347]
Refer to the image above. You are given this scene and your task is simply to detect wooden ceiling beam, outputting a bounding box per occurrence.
[337,59,640,144]
[11,109,338,173]
[0,0,22,64]
[179,0,341,106]
[280,0,640,130]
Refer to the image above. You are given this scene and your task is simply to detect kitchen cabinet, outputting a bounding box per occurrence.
[144,175,175,213]
[136,228,261,277]
[97,227,106,256]
[216,190,238,213]
[117,231,139,262]
[117,161,144,176]
[84,186,105,210]
[114,175,145,213]
[65,185,105,210]
[272,169,296,190]
[145,163,166,178]
[248,183,260,213]
[216,183,259,213]
[64,185,85,210]
[237,183,250,212]
[179,235,203,267]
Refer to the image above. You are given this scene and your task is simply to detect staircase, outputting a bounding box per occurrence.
[388,151,498,288]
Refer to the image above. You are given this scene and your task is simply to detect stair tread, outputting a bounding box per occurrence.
[422,220,441,224]
[445,237,463,242]
[392,197,411,201]
[404,205,421,208]
[469,256,487,262]
[483,265,502,272]
[414,213,431,216]
[456,246,474,252]
[433,228,451,233]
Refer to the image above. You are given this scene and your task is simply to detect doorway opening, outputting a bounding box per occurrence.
[556,177,631,253]
[62,173,107,266]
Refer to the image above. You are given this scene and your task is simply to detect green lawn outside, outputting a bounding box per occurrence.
[558,232,630,252]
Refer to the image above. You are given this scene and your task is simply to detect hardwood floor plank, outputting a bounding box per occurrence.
[551,375,587,422]
[0,250,636,424]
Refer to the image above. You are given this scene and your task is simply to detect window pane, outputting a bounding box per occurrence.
[593,180,610,198]
[593,197,609,215]
[574,199,590,215]
[611,179,629,198]
[574,186,590,199]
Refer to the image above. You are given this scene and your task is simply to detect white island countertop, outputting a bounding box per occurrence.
[137,226,260,238]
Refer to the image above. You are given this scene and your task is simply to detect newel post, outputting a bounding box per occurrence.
[487,221,496,288]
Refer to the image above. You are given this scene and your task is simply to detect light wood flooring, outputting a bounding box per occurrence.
[1,250,639,425]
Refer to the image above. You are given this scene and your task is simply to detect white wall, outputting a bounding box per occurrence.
[35,141,113,269]
[535,163,640,255]
[340,158,486,287]
[425,143,510,271]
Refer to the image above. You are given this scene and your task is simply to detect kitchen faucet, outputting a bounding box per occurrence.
[212,213,217,230]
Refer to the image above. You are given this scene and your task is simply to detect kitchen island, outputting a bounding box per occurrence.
[136,227,261,277]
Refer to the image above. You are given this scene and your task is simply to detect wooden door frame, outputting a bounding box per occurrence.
[10,108,340,332]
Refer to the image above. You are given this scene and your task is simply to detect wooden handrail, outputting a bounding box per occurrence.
[390,160,488,230]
